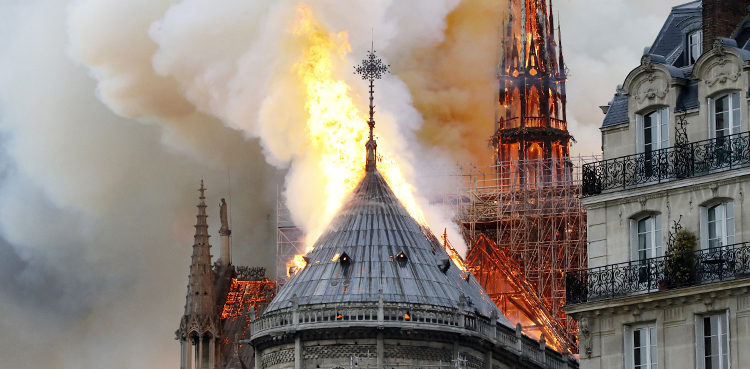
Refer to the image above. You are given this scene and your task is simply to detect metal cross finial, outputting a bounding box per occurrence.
[354,45,389,172]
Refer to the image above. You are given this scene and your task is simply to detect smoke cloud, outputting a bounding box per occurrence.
[0,0,685,368]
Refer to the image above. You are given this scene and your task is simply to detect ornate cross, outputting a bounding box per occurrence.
[354,47,389,171]
[354,48,389,135]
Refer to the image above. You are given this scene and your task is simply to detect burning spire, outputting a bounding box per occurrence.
[494,0,572,175]
[354,45,389,172]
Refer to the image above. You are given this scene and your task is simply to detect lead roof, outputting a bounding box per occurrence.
[265,169,510,327]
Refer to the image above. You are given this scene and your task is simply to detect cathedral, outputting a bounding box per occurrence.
[174,43,577,369]
[175,0,581,367]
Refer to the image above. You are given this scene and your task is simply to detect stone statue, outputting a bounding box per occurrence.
[580,315,592,358]
[220,198,229,231]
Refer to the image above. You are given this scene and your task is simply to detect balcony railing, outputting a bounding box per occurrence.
[582,131,750,197]
[565,242,750,304]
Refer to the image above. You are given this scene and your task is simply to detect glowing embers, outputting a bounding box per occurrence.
[220,278,276,319]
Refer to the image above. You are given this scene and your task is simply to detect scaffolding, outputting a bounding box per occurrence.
[276,187,304,283]
[448,156,595,353]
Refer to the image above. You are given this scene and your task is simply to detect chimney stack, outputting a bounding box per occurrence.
[703,0,750,51]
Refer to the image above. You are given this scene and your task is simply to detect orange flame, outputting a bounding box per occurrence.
[285,5,427,276]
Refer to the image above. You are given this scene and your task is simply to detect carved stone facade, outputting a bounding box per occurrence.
[569,3,750,369]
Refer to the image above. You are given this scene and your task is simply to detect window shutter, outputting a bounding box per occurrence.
[660,108,670,148]
[636,114,644,153]
[708,97,715,139]
[695,315,704,369]
[655,214,663,257]
[726,202,735,245]
[630,219,639,262]
[731,93,741,134]
[623,325,633,369]
[700,206,709,249]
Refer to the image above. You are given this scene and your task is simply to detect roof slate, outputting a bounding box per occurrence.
[602,94,629,128]
[265,169,509,325]
[676,80,700,111]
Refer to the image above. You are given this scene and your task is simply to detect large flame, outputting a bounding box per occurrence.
[289,5,426,272]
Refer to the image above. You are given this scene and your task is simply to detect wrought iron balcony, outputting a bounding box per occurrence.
[582,131,750,197]
[565,242,750,304]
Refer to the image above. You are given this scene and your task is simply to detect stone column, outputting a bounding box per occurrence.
[254,347,262,369]
[294,335,302,369]
[197,335,203,369]
[484,349,492,369]
[181,339,188,369]
[515,324,522,353]
[209,335,216,369]
[219,229,231,265]
[377,332,384,369]
[186,338,193,369]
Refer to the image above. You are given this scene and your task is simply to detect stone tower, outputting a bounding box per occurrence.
[177,181,220,369]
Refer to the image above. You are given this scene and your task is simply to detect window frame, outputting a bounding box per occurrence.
[699,201,736,250]
[688,30,703,65]
[695,311,731,369]
[630,214,663,261]
[624,323,659,369]
[708,92,742,140]
[636,107,670,154]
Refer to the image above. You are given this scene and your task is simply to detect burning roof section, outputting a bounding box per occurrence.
[265,168,509,323]
[265,48,509,323]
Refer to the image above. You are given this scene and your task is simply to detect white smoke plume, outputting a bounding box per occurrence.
[0,0,685,368]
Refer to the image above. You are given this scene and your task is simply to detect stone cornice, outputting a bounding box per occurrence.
[563,278,750,318]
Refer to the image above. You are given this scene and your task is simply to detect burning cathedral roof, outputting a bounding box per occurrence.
[265,145,513,328]
[265,47,510,326]
[266,167,509,326]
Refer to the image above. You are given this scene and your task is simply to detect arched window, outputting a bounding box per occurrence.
[630,214,663,261]
[700,201,735,249]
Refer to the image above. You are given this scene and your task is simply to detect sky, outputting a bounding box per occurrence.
[0,0,687,368]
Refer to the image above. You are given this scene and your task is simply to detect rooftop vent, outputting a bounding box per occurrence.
[339,252,352,267]
[396,252,408,267]
[438,259,451,274]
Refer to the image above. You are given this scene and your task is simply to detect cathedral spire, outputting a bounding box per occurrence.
[493,0,572,169]
[354,45,389,172]
[189,180,215,316]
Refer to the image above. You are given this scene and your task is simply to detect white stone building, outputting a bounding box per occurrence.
[564,1,750,369]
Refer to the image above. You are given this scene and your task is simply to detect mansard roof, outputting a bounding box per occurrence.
[265,169,509,325]
[601,93,629,128]
[649,1,702,59]
[600,0,750,128]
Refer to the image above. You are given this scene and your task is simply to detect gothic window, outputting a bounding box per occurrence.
[700,201,735,249]
[688,30,703,65]
[695,312,730,369]
[709,92,741,140]
[624,324,658,369]
[631,214,663,261]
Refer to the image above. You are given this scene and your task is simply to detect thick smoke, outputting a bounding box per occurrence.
[0,0,685,368]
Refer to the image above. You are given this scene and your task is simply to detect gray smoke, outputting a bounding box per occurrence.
[0,0,684,368]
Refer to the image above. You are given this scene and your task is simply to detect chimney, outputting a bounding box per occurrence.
[703,0,750,51]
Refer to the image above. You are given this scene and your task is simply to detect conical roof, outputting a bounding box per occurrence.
[267,169,510,326]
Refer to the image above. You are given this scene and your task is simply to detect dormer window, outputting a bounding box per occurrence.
[688,30,703,64]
